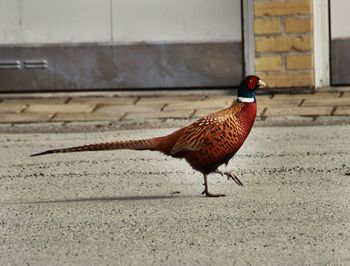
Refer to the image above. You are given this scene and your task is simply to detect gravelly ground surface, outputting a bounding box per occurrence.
[0,125,349,265]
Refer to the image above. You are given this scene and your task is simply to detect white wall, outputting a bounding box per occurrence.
[0,0,241,44]
[331,0,350,39]
[0,0,111,44]
[112,0,242,43]
[0,0,21,44]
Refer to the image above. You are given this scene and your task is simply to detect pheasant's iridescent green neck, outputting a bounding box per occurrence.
[237,84,256,103]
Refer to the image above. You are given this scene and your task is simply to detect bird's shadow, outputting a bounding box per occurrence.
[4,194,201,205]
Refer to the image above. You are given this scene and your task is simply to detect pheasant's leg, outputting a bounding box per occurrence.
[201,174,226,197]
[214,170,244,187]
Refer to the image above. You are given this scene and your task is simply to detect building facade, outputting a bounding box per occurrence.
[0,0,346,92]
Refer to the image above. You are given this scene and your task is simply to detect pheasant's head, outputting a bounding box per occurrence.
[237,75,267,103]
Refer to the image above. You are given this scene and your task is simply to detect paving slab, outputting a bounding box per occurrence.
[0,126,349,265]
[342,91,350,98]
[0,103,27,113]
[258,98,301,106]
[334,106,350,116]
[0,113,53,123]
[193,105,265,119]
[192,108,223,118]
[0,123,12,128]
[68,97,137,105]
[64,121,112,128]
[95,104,164,114]
[1,98,68,104]
[25,104,95,113]
[13,122,64,128]
[202,96,235,107]
[164,100,229,111]
[315,115,350,124]
[302,97,350,107]
[137,95,204,105]
[265,106,333,116]
[273,92,341,100]
[52,112,123,122]
[123,110,192,121]
[264,115,315,123]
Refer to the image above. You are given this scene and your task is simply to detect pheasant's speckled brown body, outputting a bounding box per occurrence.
[157,101,257,175]
[31,76,266,197]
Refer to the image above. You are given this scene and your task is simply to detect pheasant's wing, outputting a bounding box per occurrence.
[171,104,244,155]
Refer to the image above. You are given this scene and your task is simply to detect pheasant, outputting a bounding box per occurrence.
[31,75,266,197]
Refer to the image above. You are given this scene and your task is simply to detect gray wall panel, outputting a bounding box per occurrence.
[0,42,242,92]
[331,39,350,85]
[330,0,350,85]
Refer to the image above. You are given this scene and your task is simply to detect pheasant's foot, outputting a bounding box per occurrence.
[201,189,226,197]
[202,174,226,197]
[214,170,244,187]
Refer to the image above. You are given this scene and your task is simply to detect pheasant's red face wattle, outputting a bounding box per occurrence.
[246,76,259,90]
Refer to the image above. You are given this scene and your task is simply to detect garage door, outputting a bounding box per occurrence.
[330,0,350,85]
[0,0,243,92]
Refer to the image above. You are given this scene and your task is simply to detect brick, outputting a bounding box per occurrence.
[265,106,332,116]
[257,71,314,88]
[255,55,282,71]
[0,113,52,123]
[123,110,192,121]
[25,104,95,113]
[286,55,313,70]
[255,18,281,34]
[302,98,350,107]
[69,96,136,105]
[0,103,26,113]
[334,106,350,116]
[2,98,68,104]
[255,0,312,17]
[52,112,123,122]
[255,35,312,53]
[95,104,163,114]
[285,18,312,33]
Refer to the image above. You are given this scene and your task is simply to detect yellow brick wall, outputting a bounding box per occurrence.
[254,0,314,88]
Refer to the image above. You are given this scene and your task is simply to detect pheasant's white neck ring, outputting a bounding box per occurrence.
[237,96,256,103]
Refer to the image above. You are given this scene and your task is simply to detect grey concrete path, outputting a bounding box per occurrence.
[1,125,350,265]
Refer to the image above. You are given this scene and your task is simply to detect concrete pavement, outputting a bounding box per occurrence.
[1,125,349,265]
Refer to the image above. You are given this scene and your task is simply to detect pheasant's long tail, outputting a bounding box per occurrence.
[30,138,162,157]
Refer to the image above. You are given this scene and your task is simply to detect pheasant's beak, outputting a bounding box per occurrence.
[257,80,267,89]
